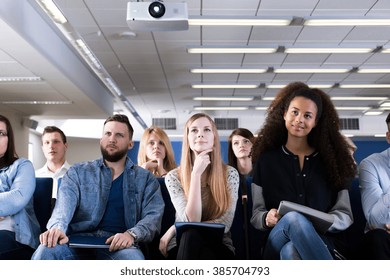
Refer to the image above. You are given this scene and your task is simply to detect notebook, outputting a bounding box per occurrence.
[68,235,110,249]
[175,222,225,244]
[277,200,334,234]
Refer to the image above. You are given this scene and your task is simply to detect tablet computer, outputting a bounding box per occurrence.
[278,200,334,234]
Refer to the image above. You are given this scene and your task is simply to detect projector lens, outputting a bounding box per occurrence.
[149,2,166,18]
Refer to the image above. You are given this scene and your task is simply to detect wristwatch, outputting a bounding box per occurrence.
[127,229,137,242]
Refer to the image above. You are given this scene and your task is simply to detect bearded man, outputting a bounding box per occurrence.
[32,114,164,260]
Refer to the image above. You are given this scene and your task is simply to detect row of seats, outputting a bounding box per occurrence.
[33,176,366,259]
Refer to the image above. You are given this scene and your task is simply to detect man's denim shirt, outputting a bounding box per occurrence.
[48,156,164,243]
[0,158,40,249]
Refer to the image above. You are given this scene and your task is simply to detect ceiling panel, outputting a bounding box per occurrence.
[1,0,390,139]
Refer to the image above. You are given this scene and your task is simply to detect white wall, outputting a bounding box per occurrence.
[29,132,101,169]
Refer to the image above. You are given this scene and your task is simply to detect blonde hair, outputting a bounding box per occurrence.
[137,126,176,175]
[179,113,230,220]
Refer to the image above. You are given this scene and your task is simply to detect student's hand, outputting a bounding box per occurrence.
[0,216,6,221]
[39,228,68,247]
[385,224,390,234]
[142,160,158,171]
[106,232,134,252]
[159,225,176,257]
[192,149,213,176]
[266,208,281,228]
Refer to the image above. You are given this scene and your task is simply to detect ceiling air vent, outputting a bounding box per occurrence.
[214,118,238,130]
[152,118,176,130]
[340,118,359,130]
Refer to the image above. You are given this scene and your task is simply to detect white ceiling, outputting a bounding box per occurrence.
[1,0,390,140]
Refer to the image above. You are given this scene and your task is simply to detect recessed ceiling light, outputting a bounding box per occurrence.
[193,106,249,110]
[0,77,42,82]
[304,18,390,26]
[0,101,72,105]
[285,47,373,53]
[190,68,267,74]
[193,96,254,101]
[192,84,258,89]
[188,47,277,54]
[188,17,292,26]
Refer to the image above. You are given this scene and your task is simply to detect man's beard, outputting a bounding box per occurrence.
[100,145,128,162]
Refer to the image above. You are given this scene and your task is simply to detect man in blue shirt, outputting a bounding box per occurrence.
[32,114,164,260]
[359,113,390,259]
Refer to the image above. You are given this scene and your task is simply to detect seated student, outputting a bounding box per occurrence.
[137,125,176,177]
[0,115,40,259]
[159,113,239,259]
[228,128,257,259]
[35,126,71,200]
[32,114,164,260]
[359,113,390,259]
[250,82,356,260]
[228,128,254,176]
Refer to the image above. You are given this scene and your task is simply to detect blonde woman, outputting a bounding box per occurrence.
[138,126,176,177]
[160,113,239,259]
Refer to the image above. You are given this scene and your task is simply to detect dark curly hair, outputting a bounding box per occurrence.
[251,82,356,191]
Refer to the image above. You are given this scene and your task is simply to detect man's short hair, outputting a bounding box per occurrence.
[104,114,134,139]
[42,126,67,144]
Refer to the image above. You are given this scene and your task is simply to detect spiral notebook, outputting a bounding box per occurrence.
[277,200,334,234]
[175,222,225,244]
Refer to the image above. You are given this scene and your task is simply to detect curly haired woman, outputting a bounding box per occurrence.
[250,82,357,260]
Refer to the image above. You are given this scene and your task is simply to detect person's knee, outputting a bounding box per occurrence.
[112,247,145,260]
[32,244,73,260]
[280,242,301,260]
[282,211,308,226]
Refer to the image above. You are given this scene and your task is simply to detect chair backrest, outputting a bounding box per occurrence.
[344,177,366,259]
[145,177,176,259]
[33,177,53,233]
[157,177,176,234]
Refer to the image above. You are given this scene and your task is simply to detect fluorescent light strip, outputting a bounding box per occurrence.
[335,107,370,110]
[0,101,72,105]
[191,68,350,74]
[274,68,350,73]
[364,111,384,116]
[331,97,388,101]
[374,134,386,137]
[75,39,102,70]
[188,17,291,26]
[193,106,249,111]
[340,84,390,88]
[40,0,68,24]
[255,107,268,110]
[192,84,258,89]
[267,84,333,89]
[188,47,277,54]
[304,19,390,26]
[285,47,373,53]
[190,68,267,74]
[193,96,254,101]
[357,69,390,73]
[263,96,387,101]
[382,49,390,53]
[0,77,42,82]
[380,102,390,107]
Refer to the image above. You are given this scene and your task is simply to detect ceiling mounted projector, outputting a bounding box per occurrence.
[127,1,189,31]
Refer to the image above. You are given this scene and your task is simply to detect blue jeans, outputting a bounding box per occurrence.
[32,244,145,260]
[263,212,333,260]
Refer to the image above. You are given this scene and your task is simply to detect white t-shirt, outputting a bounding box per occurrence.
[35,161,71,198]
